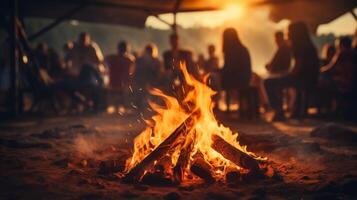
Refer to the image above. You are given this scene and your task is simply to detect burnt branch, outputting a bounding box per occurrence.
[211,134,259,172]
[123,110,200,183]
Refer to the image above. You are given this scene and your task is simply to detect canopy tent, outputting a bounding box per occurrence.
[267,0,357,32]
[2,0,357,30]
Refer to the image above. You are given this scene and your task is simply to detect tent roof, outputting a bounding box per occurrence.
[2,0,356,29]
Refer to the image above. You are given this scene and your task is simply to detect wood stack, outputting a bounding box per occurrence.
[122,110,261,184]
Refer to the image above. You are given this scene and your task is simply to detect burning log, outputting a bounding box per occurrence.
[123,110,200,183]
[190,154,215,183]
[173,136,194,183]
[211,134,259,172]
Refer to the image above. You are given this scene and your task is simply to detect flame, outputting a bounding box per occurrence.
[126,63,264,181]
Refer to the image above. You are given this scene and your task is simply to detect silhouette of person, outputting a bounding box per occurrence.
[135,43,162,89]
[67,32,104,76]
[266,31,291,75]
[205,44,221,105]
[134,43,163,108]
[264,22,320,121]
[105,41,135,92]
[221,28,252,112]
[162,33,195,100]
[163,33,195,80]
[320,37,357,93]
[205,44,219,74]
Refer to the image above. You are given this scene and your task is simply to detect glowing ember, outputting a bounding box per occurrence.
[124,63,266,183]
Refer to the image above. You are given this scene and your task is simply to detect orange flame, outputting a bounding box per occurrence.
[126,63,264,181]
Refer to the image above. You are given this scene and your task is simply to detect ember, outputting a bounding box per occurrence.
[123,63,266,184]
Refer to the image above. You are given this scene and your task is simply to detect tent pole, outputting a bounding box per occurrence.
[172,0,182,34]
[9,0,19,116]
[172,12,177,34]
[28,4,86,41]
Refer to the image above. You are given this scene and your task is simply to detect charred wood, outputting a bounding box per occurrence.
[211,134,259,172]
[190,154,215,183]
[122,110,200,183]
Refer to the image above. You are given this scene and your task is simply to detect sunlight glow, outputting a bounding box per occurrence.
[146,3,245,29]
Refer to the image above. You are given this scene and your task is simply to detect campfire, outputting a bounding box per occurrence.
[122,63,267,184]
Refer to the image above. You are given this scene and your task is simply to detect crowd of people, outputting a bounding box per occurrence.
[1,21,356,120]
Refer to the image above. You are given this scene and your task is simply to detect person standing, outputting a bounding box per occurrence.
[205,44,221,106]
[162,33,194,99]
[134,43,163,108]
[105,41,135,107]
[135,43,162,89]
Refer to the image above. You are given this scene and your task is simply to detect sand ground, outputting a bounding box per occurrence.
[1,112,357,200]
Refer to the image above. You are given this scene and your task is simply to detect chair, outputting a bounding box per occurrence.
[237,86,260,120]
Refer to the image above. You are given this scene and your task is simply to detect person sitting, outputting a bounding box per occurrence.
[221,28,252,113]
[264,31,292,112]
[105,41,135,107]
[264,22,320,121]
[321,37,357,119]
[320,37,357,94]
[266,31,292,76]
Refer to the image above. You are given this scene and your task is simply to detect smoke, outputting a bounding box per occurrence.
[73,135,99,157]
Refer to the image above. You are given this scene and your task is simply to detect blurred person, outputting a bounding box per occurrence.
[221,28,252,112]
[106,41,135,90]
[134,43,163,108]
[67,32,104,76]
[34,43,50,70]
[320,36,357,94]
[264,22,320,121]
[135,43,162,89]
[205,44,219,74]
[320,37,357,119]
[205,44,221,106]
[105,41,135,107]
[163,33,195,77]
[163,33,195,99]
[266,31,292,76]
[265,31,292,112]
[320,43,336,66]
